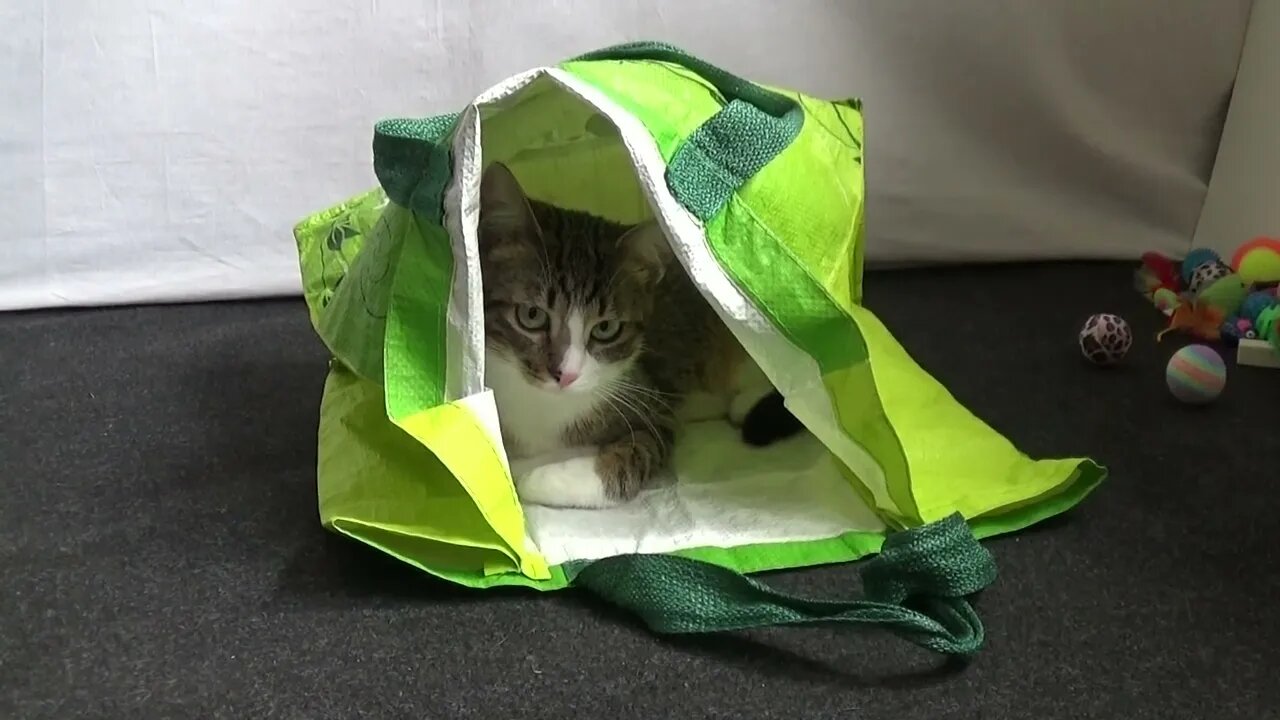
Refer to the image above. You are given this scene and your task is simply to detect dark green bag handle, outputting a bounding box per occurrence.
[372,112,460,225]
[371,41,805,223]
[570,513,998,657]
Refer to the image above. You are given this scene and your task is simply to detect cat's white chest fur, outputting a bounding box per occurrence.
[486,350,617,508]
[484,346,776,509]
[484,350,600,457]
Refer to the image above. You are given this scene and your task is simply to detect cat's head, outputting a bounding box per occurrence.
[478,162,671,395]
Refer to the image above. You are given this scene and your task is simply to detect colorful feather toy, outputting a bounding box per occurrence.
[1156,302,1224,342]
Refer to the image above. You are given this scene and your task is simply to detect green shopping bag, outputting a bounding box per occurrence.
[293,42,1105,657]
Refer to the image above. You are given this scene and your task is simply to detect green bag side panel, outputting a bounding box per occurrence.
[294,186,454,416]
[559,62,864,316]
[383,215,453,415]
[636,70,1103,528]
[560,59,724,167]
[708,197,1104,526]
[316,362,526,585]
[969,457,1105,540]
[692,94,910,519]
[293,187,387,322]
[756,90,866,309]
[293,189,399,385]
[848,306,1107,524]
[703,202,912,520]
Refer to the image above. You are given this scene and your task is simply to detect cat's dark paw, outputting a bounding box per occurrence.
[597,439,660,502]
[739,390,805,447]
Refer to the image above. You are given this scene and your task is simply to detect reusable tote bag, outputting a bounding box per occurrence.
[293,42,1106,657]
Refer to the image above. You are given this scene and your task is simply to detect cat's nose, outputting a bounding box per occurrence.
[555,369,580,388]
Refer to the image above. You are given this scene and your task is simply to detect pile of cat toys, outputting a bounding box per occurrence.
[1135,237,1280,369]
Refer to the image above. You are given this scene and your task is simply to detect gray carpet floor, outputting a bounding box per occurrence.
[3,262,1278,719]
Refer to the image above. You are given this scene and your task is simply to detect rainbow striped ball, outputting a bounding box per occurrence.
[1165,345,1226,404]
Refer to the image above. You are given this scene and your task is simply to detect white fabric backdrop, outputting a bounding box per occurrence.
[0,0,1253,310]
[1193,0,1279,255]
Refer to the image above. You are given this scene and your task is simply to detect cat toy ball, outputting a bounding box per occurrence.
[1078,313,1132,366]
[1166,345,1226,404]
[1230,237,1280,285]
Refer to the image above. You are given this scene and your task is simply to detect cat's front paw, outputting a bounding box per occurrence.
[512,453,619,509]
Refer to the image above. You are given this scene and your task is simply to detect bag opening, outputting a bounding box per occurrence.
[445,71,886,568]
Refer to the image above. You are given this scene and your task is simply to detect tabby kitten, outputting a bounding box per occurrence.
[478,162,801,508]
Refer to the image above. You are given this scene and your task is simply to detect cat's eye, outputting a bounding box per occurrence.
[514,304,549,332]
[590,319,624,342]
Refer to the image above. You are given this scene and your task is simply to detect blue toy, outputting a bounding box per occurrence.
[1180,248,1221,284]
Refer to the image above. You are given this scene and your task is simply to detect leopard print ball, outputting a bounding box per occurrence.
[1079,313,1133,366]
[1187,260,1232,295]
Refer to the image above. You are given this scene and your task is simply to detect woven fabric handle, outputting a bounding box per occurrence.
[371,112,459,223]
[572,514,997,657]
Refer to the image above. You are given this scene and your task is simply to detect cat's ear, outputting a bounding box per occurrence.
[617,220,673,288]
[479,162,541,245]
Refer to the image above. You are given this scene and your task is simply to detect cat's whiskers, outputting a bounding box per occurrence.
[596,389,639,446]
[609,379,675,412]
[606,374,674,457]
[603,385,669,458]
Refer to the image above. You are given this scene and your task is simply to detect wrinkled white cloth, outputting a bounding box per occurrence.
[523,421,883,566]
